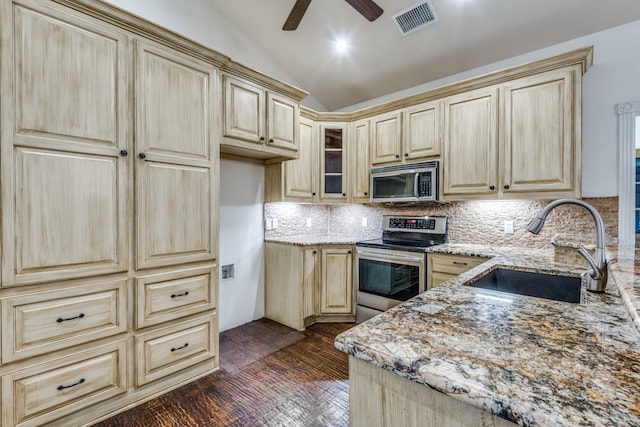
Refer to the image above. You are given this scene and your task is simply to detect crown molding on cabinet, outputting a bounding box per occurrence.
[53,0,309,102]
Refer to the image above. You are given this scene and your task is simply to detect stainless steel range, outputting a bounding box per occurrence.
[355,215,448,323]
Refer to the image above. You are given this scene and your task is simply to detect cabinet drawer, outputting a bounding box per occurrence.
[136,265,216,329]
[430,271,457,288]
[2,341,126,427]
[430,254,488,275]
[135,315,216,386]
[2,279,127,362]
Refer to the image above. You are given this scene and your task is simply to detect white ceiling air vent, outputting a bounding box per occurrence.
[392,1,438,36]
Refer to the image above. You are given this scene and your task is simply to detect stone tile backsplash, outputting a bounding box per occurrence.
[264,197,619,248]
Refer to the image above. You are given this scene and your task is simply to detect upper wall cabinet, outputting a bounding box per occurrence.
[501,67,580,197]
[319,123,349,202]
[442,87,499,198]
[1,3,130,286]
[222,75,299,161]
[135,40,217,270]
[350,118,371,203]
[442,66,581,200]
[371,100,442,167]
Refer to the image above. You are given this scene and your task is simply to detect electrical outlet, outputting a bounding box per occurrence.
[266,219,273,230]
[221,264,234,279]
[272,218,278,229]
[504,220,514,234]
[361,217,368,227]
[306,217,312,227]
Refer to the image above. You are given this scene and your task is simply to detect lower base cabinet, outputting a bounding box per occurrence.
[427,253,490,288]
[265,242,355,331]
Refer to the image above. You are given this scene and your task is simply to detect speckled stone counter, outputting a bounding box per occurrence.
[335,243,640,426]
[265,235,362,246]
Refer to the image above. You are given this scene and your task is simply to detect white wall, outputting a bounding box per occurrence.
[340,20,640,198]
[218,159,265,331]
[102,0,326,111]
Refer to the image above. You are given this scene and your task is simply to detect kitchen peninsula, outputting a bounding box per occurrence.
[335,244,640,426]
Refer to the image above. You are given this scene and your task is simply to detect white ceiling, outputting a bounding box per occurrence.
[207,0,640,111]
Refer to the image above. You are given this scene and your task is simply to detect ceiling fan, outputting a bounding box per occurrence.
[283,0,384,31]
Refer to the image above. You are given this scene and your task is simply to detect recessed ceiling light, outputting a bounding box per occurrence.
[335,39,348,53]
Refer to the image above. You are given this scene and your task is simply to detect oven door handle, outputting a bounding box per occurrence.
[357,252,425,264]
[414,173,420,198]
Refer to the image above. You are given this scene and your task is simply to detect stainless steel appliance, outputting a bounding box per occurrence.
[356,215,448,323]
[370,161,438,203]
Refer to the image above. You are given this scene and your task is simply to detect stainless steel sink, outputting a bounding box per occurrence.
[468,269,582,303]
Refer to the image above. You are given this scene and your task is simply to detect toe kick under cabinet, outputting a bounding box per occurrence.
[265,242,355,331]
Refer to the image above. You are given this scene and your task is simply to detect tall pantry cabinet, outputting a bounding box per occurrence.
[0,0,220,426]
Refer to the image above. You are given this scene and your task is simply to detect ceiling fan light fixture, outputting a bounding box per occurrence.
[392,0,438,36]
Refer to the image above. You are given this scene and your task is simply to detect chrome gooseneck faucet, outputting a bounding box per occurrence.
[527,198,608,292]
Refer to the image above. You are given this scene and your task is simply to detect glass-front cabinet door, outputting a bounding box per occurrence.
[319,123,348,202]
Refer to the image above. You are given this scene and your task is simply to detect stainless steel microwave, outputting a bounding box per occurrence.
[370,161,438,203]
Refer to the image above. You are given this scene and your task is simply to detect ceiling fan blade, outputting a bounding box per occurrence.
[344,0,383,22]
[283,0,312,31]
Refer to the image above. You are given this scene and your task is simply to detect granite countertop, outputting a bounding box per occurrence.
[265,235,365,246]
[335,243,640,426]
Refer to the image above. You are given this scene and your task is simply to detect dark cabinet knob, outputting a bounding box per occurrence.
[119,149,128,157]
[312,192,316,196]
[342,193,346,197]
[489,185,495,190]
[138,153,146,159]
[504,184,510,190]
[269,138,274,143]
[395,154,400,159]
[347,250,352,254]
[404,153,408,157]
[259,136,265,141]
[312,250,317,255]
[364,192,368,196]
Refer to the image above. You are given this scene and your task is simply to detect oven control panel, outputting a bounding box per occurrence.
[383,216,447,234]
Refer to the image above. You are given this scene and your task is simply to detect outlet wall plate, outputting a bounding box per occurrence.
[221,264,235,279]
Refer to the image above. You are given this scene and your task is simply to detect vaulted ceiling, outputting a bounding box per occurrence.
[207,0,640,111]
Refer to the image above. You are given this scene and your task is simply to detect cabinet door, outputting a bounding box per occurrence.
[502,68,579,196]
[403,100,441,160]
[319,123,349,202]
[284,117,317,201]
[135,40,217,269]
[267,92,299,152]
[443,87,499,198]
[303,248,318,319]
[2,3,129,286]
[371,111,402,165]
[350,119,371,202]
[223,76,265,143]
[319,247,353,315]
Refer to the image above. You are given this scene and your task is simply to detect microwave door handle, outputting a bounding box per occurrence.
[414,173,420,198]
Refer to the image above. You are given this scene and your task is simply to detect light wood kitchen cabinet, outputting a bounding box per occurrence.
[371,101,442,167]
[2,340,128,427]
[501,67,580,197]
[350,118,371,203]
[427,253,490,288]
[319,122,349,202]
[222,75,299,160]
[403,100,442,160]
[265,116,318,202]
[371,110,403,165]
[1,2,130,287]
[319,247,354,315]
[265,243,355,330]
[135,39,217,270]
[0,1,220,425]
[443,86,500,198]
[266,118,352,203]
[443,66,582,200]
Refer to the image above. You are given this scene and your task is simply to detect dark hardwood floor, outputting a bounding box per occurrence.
[93,319,354,427]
